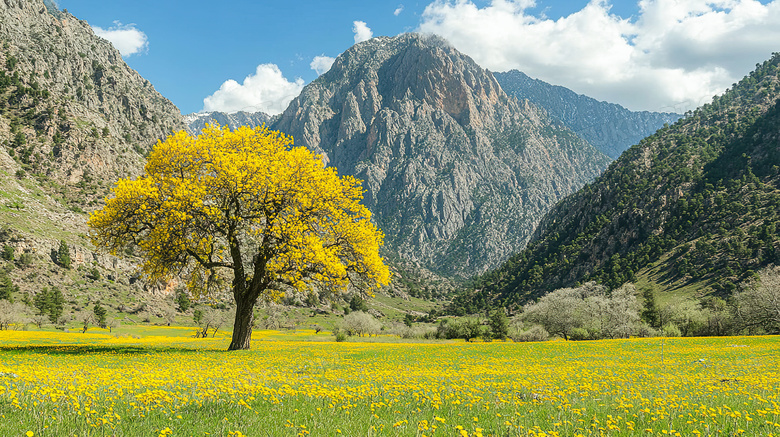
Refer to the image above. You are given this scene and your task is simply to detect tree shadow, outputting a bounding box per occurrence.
[0,344,214,356]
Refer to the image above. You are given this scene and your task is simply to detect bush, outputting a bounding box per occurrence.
[1,245,14,261]
[513,325,550,342]
[568,327,591,341]
[735,266,780,334]
[488,310,509,340]
[335,331,348,342]
[341,311,381,337]
[349,294,368,312]
[175,289,191,312]
[662,323,682,337]
[93,302,108,328]
[86,267,100,281]
[635,322,659,338]
[17,253,33,268]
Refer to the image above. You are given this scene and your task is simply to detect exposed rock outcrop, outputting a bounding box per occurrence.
[274,34,611,277]
[184,110,274,135]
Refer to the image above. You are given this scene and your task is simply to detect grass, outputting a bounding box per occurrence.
[0,329,778,436]
[634,251,716,305]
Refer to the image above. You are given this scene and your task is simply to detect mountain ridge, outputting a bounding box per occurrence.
[494,70,682,159]
[452,53,780,312]
[273,33,611,277]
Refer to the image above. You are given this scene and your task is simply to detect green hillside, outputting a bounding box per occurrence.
[451,53,780,313]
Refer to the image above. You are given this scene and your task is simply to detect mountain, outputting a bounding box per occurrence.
[0,0,185,302]
[453,54,780,312]
[184,110,274,135]
[494,70,681,159]
[273,33,611,277]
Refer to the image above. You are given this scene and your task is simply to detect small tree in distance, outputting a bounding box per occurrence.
[88,124,391,350]
[57,240,71,269]
[93,302,107,328]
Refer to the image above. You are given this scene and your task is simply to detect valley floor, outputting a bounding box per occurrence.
[1,328,778,436]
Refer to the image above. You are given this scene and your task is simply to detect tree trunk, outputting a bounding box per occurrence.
[228,295,255,350]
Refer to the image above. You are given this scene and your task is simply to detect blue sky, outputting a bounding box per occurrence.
[57,0,780,115]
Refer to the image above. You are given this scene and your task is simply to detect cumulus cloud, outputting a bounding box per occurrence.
[353,21,373,44]
[394,4,405,16]
[202,64,304,115]
[419,0,780,112]
[92,21,148,57]
[310,55,336,76]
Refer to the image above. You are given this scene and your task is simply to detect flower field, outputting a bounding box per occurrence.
[0,329,778,436]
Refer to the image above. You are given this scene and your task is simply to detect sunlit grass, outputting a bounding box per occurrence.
[0,329,778,436]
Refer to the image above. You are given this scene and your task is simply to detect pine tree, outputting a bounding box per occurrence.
[93,302,107,328]
[57,240,71,269]
[641,287,661,328]
[0,270,18,302]
[33,287,50,315]
[489,309,509,340]
[175,289,191,312]
[49,287,64,323]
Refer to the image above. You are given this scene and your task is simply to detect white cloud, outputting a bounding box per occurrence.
[419,0,780,112]
[394,4,405,16]
[202,64,304,115]
[92,21,148,57]
[353,21,373,44]
[310,55,336,76]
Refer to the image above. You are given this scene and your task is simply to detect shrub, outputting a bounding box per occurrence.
[662,323,682,337]
[635,322,659,338]
[488,310,509,340]
[175,289,191,312]
[17,253,33,268]
[341,311,381,337]
[93,302,107,328]
[1,245,14,261]
[335,331,348,342]
[86,267,100,281]
[349,294,368,312]
[568,327,591,341]
[513,325,550,342]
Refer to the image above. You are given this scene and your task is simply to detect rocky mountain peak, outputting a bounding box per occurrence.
[274,33,611,277]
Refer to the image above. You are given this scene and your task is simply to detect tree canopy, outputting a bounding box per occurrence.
[89,124,390,349]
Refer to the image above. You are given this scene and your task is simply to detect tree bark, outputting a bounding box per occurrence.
[228,295,255,350]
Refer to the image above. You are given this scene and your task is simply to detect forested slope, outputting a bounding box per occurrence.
[451,54,780,313]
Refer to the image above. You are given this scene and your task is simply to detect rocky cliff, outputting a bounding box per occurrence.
[274,34,611,277]
[0,0,185,302]
[184,110,274,135]
[494,70,681,159]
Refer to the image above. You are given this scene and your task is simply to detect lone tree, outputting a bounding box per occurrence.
[89,125,390,350]
[57,240,71,269]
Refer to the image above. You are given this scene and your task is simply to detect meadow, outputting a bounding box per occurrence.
[0,328,778,437]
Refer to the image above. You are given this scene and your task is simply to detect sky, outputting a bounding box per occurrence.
[57,0,780,116]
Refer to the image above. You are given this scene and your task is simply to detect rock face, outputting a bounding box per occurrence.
[0,0,185,294]
[184,111,274,135]
[494,70,681,159]
[0,0,185,188]
[274,34,611,277]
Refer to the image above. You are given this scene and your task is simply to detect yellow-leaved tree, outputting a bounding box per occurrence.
[89,124,390,350]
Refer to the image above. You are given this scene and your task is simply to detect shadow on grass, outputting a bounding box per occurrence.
[0,344,218,356]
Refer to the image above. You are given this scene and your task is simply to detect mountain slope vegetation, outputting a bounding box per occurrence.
[494,70,681,159]
[452,54,780,313]
[0,0,185,307]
